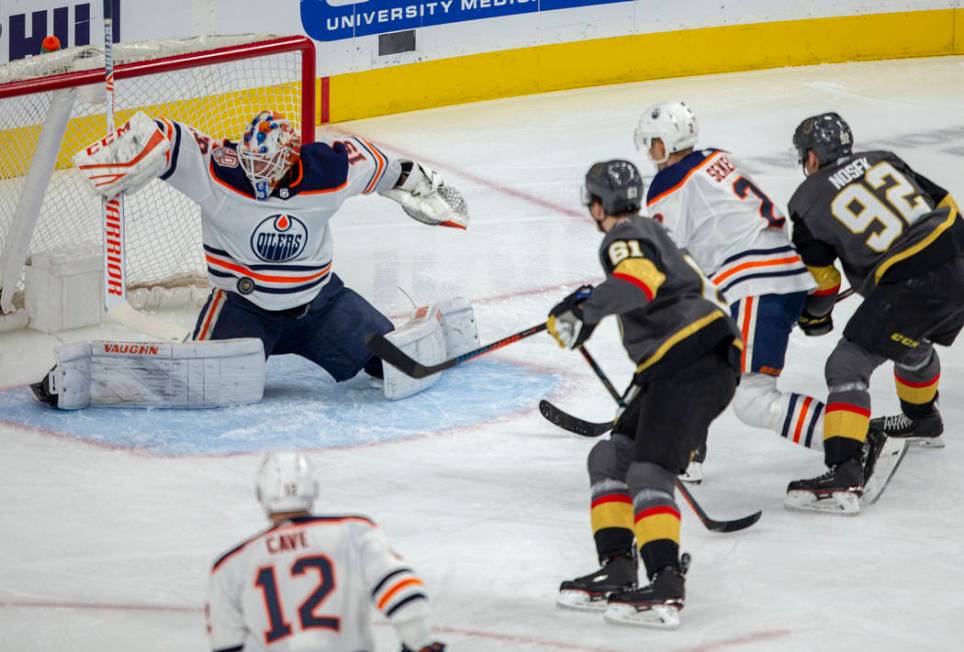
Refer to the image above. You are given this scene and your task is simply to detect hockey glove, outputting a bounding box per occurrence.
[548,285,596,349]
[401,644,446,652]
[797,310,832,336]
[382,161,469,229]
[72,111,171,199]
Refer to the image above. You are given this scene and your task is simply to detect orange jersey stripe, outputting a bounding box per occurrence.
[740,296,754,372]
[361,139,386,194]
[647,151,722,206]
[206,255,332,284]
[209,160,255,199]
[298,178,349,196]
[712,255,803,286]
[792,396,814,444]
[376,577,423,611]
[197,289,224,341]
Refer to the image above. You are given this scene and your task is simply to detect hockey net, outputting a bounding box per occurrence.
[0,34,315,322]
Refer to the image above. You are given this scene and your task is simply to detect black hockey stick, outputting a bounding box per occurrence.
[537,345,631,436]
[546,346,761,533]
[366,322,547,379]
[539,399,614,436]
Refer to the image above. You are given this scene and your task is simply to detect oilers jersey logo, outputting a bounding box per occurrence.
[251,214,307,262]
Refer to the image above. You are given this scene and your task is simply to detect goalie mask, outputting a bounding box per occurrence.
[634,101,699,164]
[256,451,319,514]
[239,111,302,200]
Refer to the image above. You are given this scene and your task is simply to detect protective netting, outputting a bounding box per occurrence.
[0,34,311,300]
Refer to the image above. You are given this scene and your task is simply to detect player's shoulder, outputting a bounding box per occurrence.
[211,523,274,574]
[289,513,378,528]
[647,148,723,205]
[297,142,351,194]
[604,216,665,246]
[207,140,258,198]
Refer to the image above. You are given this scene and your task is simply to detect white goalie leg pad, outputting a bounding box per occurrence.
[437,296,479,357]
[383,305,447,400]
[43,338,265,409]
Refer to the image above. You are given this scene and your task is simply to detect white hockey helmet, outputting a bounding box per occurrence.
[255,451,319,514]
[239,110,302,201]
[634,101,699,164]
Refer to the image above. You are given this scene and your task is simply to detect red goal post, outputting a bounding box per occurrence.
[0,34,315,326]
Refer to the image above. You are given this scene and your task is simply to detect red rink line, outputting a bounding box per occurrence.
[0,599,792,651]
[673,629,793,652]
[331,127,589,221]
[0,600,605,651]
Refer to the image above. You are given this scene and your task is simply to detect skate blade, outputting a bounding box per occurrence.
[556,590,609,612]
[784,490,861,515]
[679,462,703,484]
[907,436,944,449]
[604,603,680,629]
[862,438,909,506]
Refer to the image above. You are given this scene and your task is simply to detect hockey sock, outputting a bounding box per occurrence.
[894,352,940,420]
[780,393,825,450]
[591,485,634,560]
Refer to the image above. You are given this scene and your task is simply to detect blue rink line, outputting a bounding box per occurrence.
[0,355,563,456]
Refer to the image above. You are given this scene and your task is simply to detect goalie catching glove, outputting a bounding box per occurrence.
[382,161,469,229]
[72,110,170,199]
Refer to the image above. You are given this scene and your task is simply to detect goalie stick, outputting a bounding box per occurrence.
[100,0,126,313]
[545,345,762,533]
[92,1,186,342]
[366,322,547,378]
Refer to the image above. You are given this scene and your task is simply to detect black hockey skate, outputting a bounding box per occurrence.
[604,553,690,630]
[679,443,706,485]
[557,553,637,612]
[861,427,909,506]
[30,375,57,407]
[870,410,944,448]
[785,457,864,515]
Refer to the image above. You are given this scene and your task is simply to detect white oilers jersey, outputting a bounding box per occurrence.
[646,148,815,302]
[207,514,431,652]
[155,119,401,310]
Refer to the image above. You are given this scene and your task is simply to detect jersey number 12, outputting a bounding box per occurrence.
[255,554,341,644]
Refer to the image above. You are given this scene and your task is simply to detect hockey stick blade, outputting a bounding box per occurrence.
[539,400,614,437]
[676,481,762,533]
[367,322,548,379]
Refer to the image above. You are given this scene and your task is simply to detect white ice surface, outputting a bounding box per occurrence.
[3,56,964,651]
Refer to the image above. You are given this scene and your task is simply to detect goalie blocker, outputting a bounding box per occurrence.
[32,338,265,409]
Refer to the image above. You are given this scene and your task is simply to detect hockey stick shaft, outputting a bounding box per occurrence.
[577,346,762,533]
[101,0,127,310]
[836,287,855,303]
[367,322,547,379]
[578,347,625,407]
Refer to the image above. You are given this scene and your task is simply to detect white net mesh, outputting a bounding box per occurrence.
[0,34,311,303]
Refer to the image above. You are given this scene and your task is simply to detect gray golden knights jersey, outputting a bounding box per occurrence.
[154,118,402,311]
[580,217,742,381]
[788,150,962,297]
